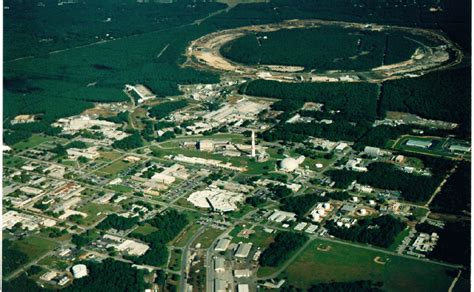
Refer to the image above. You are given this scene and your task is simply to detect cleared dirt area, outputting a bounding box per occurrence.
[185,19,463,83]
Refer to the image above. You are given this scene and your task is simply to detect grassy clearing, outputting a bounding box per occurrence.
[284,239,457,292]
[37,255,69,270]
[131,224,159,236]
[194,228,223,249]
[173,224,202,248]
[228,204,254,219]
[412,207,429,220]
[388,227,411,251]
[14,235,59,261]
[107,184,134,193]
[13,135,53,151]
[3,155,25,168]
[168,249,182,271]
[76,202,119,226]
[96,160,131,176]
[99,151,123,161]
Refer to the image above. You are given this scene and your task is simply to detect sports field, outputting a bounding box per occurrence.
[284,239,457,292]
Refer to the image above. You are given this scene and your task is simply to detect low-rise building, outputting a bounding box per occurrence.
[235,243,252,258]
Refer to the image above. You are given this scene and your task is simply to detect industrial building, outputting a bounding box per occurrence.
[268,209,297,223]
[67,147,100,160]
[187,187,245,212]
[235,243,253,258]
[234,269,251,278]
[125,84,156,103]
[215,238,231,252]
[214,257,226,272]
[406,139,432,149]
[71,264,88,279]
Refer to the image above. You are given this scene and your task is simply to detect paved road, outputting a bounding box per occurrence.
[179,226,206,292]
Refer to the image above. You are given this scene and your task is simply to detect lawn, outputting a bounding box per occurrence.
[173,224,202,248]
[99,151,123,161]
[76,202,119,226]
[228,204,254,219]
[107,184,134,193]
[194,228,223,249]
[3,155,25,168]
[131,224,159,236]
[168,249,182,272]
[14,235,59,262]
[37,255,69,270]
[388,226,411,251]
[96,160,131,176]
[283,239,457,292]
[12,134,53,151]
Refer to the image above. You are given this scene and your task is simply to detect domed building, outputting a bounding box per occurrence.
[279,156,305,172]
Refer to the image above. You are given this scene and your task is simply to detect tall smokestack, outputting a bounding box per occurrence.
[251,130,256,158]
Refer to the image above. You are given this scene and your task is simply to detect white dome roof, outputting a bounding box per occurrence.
[280,157,299,171]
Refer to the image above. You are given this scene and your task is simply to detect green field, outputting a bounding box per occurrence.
[3,155,25,168]
[173,224,202,248]
[76,202,119,226]
[283,239,457,292]
[168,249,182,272]
[37,255,69,270]
[14,235,59,262]
[194,228,223,248]
[388,227,411,251]
[107,184,134,193]
[12,134,53,151]
[96,160,131,176]
[131,224,159,236]
[231,225,274,249]
[99,151,124,161]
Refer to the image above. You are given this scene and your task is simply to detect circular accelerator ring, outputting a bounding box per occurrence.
[185,19,463,83]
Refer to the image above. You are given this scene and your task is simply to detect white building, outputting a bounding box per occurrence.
[151,173,176,185]
[215,238,231,252]
[187,187,244,212]
[214,257,225,272]
[235,243,253,258]
[71,264,88,279]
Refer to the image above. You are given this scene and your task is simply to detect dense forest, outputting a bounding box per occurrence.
[221,27,424,70]
[3,0,470,145]
[112,132,144,150]
[430,162,471,215]
[3,1,222,137]
[2,273,44,292]
[325,160,452,202]
[325,215,406,247]
[148,100,188,120]
[97,214,139,231]
[129,209,189,266]
[64,259,147,291]
[380,68,471,133]
[207,0,470,53]
[3,239,29,277]
[260,232,308,267]
[280,193,328,217]
[241,80,378,121]
[427,221,470,266]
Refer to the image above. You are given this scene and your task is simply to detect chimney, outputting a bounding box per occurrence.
[251,130,256,158]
